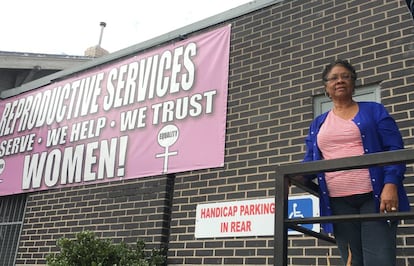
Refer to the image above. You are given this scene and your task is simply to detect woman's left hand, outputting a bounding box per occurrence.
[380,183,399,212]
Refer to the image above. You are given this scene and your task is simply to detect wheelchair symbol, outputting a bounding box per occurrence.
[289,203,304,219]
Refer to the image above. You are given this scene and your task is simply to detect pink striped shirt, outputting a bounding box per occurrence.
[317,111,372,197]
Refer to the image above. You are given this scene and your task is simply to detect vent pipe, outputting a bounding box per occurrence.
[98,22,106,47]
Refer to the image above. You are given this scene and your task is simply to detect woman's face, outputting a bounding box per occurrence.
[324,65,354,100]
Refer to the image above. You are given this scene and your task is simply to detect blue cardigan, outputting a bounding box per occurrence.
[303,101,410,233]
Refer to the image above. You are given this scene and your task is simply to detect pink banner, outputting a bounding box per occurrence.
[0,25,231,196]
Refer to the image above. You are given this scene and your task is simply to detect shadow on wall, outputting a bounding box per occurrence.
[406,0,414,19]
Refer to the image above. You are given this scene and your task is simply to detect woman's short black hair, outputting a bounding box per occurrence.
[322,59,357,83]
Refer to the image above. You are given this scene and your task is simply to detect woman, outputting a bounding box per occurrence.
[303,59,409,266]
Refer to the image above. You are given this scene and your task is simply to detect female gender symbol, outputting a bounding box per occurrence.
[156,124,179,173]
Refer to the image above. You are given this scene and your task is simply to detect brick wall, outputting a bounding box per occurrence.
[15,0,414,265]
[16,175,173,265]
[167,0,414,265]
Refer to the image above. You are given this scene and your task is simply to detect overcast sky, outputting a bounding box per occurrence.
[0,0,252,56]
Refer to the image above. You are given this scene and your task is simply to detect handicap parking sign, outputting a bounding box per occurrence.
[288,195,320,235]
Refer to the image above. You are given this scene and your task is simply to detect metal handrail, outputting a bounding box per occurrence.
[274,149,414,266]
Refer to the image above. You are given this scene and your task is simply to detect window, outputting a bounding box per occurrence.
[0,194,27,266]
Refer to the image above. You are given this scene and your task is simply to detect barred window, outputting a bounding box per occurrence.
[0,194,27,266]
